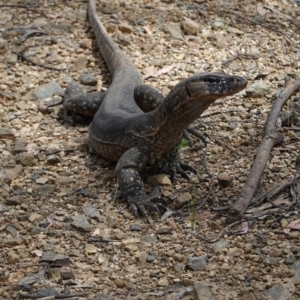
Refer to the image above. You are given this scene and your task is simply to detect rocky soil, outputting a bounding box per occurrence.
[1,0,300,299]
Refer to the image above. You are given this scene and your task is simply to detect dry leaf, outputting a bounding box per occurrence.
[257,5,268,17]
[143,64,178,80]
[283,219,300,234]
[45,12,63,19]
[238,221,249,234]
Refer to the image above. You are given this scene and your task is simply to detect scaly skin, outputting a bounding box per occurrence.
[65,0,248,220]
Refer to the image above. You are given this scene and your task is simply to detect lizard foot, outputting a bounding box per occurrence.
[128,192,167,222]
[185,123,207,147]
[160,151,196,182]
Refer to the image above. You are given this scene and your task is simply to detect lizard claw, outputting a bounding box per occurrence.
[128,195,166,222]
[160,151,196,182]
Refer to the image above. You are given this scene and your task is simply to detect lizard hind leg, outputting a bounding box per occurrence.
[63,82,106,125]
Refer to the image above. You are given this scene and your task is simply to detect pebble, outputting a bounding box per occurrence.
[211,240,230,253]
[181,17,200,35]
[114,278,126,288]
[16,153,35,166]
[71,215,93,232]
[186,256,207,271]
[147,174,172,186]
[118,22,133,34]
[33,82,64,100]
[193,284,215,300]
[174,192,192,207]
[245,81,270,98]
[130,224,142,231]
[79,74,98,86]
[157,277,169,287]
[164,23,183,39]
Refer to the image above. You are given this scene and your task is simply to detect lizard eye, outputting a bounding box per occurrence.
[205,77,218,84]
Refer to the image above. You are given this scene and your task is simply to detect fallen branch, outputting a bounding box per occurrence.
[252,174,300,207]
[227,76,300,222]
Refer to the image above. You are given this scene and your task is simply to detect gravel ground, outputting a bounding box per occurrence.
[0,0,300,299]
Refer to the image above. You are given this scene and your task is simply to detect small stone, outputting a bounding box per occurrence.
[265,285,291,300]
[71,215,93,232]
[4,238,24,247]
[280,219,288,228]
[29,212,42,222]
[130,224,142,231]
[147,174,172,186]
[108,216,118,228]
[173,253,185,262]
[117,34,131,46]
[181,17,200,35]
[174,192,192,207]
[12,138,27,154]
[164,23,183,39]
[16,153,35,166]
[5,195,23,206]
[40,252,70,266]
[98,254,105,264]
[264,257,279,265]
[33,82,64,100]
[3,164,23,183]
[186,256,207,271]
[193,284,215,300]
[114,278,126,288]
[245,81,270,98]
[206,220,223,231]
[7,251,20,263]
[140,235,157,244]
[36,177,49,184]
[272,248,283,257]
[156,227,172,234]
[60,270,75,280]
[138,251,148,264]
[147,254,156,262]
[173,263,183,273]
[6,53,18,65]
[46,154,61,164]
[217,173,233,188]
[0,127,14,139]
[85,243,98,254]
[39,184,56,194]
[211,240,229,253]
[285,252,295,264]
[212,17,224,29]
[118,22,133,34]
[73,55,88,71]
[157,277,169,287]
[79,74,98,86]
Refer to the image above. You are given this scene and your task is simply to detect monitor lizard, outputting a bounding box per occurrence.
[64,0,248,220]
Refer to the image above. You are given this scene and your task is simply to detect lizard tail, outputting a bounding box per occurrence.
[88,0,136,76]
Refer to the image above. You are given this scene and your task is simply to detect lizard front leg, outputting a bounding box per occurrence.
[115,147,165,221]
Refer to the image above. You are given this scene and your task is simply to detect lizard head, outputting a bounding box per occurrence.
[185,72,247,100]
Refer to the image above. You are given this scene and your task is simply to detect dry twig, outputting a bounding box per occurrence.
[227,10,295,45]
[227,76,300,222]
[13,51,63,71]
